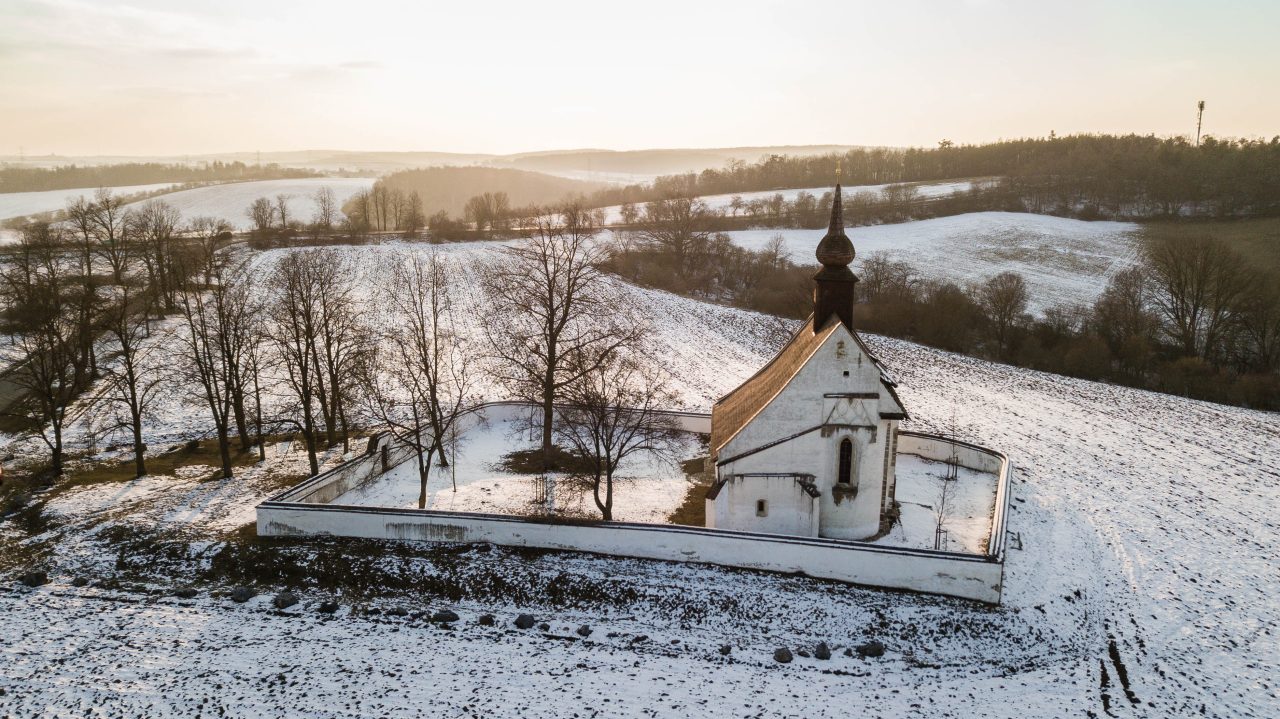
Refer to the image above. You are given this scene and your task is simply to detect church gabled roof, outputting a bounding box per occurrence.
[710,314,906,454]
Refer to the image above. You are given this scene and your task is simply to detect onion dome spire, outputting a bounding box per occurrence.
[812,181,858,333]
[815,183,855,267]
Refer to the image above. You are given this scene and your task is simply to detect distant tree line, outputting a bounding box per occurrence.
[0,162,320,193]
[592,134,1280,221]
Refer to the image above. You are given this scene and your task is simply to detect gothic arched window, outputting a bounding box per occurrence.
[838,438,853,484]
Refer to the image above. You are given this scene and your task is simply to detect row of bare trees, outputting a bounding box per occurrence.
[1,190,235,476]
[5,193,682,520]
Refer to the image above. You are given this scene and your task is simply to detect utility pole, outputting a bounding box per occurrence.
[1195,100,1206,146]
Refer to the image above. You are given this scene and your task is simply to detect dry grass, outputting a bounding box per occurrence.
[1142,217,1280,274]
[666,456,713,527]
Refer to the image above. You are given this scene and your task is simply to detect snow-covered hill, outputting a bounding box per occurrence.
[724,212,1140,312]
[598,179,977,224]
[2,240,1277,718]
[120,177,376,230]
[0,182,180,222]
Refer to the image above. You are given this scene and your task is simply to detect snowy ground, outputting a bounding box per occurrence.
[1,240,1278,717]
[332,407,705,524]
[882,453,997,555]
[0,182,181,222]
[723,211,1141,312]
[597,179,978,224]
[333,405,998,555]
[120,177,375,230]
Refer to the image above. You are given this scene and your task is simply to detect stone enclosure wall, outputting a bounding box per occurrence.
[257,403,1011,604]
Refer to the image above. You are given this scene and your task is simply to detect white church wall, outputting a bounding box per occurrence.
[705,474,819,537]
[716,326,896,539]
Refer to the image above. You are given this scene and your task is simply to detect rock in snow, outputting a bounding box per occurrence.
[814,642,832,660]
[773,648,793,664]
[856,641,885,658]
[514,614,536,630]
[273,592,299,610]
[18,571,48,587]
[228,587,255,604]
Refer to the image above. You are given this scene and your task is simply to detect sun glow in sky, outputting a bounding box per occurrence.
[1,0,1277,156]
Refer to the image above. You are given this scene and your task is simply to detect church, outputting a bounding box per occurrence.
[706,185,908,540]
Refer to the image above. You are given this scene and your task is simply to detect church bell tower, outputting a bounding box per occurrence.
[812,184,858,333]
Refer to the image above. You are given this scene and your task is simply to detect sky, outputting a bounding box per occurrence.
[1,0,1277,157]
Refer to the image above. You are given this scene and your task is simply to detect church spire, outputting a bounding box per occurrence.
[812,183,858,333]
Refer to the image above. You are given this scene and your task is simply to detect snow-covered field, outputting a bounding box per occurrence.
[724,212,1141,312]
[598,179,978,224]
[2,239,1278,718]
[0,182,180,221]
[120,177,376,230]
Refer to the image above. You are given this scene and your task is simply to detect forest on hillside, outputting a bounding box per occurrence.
[592,134,1280,221]
[369,167,604,220]
[0,162,320,193]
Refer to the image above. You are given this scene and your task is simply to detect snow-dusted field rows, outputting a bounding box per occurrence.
[0,182,180,221]
[724,212,1142,312]
[598,179,977,224]
[121,177,376,230]
[1,240,1277,717]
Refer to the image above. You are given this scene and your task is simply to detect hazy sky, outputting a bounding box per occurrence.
[1,0,1276,156]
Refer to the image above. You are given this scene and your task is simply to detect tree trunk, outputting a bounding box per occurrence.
[51,421,64,476]
[217,424,233,480]
[132,416,147,478]
[302,427,319,477]
[231,378,251,450]
[417,449,434,509]
[602,469,614,521]
[541,388,555,471]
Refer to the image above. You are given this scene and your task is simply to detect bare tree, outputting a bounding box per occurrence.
[190,216,232,287]
[362,251,477,506]
[1146,235,1253,361]
[132,200,182,314]
[553,352,680,520]
[89,188,133,284]
[98,284,166,477]
[266,251,328,476]
[479,204,643,471]
[464,192,511,233]
[312,186,337,232]
[65,195,102,378]
[309,250,365,452]
[977,271,1029,359]
[275,194,292,230]
[636,195,716,276]
[2,225,86,475]
[177,262,256,479]
[247,197,275,234]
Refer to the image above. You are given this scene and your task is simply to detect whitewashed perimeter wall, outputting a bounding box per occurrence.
[257,404,1010,604]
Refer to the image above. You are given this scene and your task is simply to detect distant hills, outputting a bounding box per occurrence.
[0,145,869,184]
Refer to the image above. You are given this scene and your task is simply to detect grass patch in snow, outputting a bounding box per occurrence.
[666,456,713,527]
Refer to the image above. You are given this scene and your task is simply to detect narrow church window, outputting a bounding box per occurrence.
[835,340,847,358]
[756,499,768,517]
[838,439,853,484]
